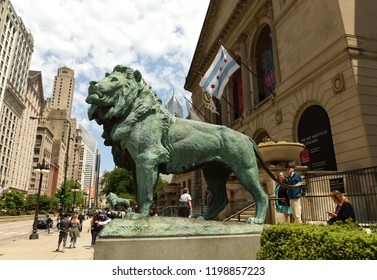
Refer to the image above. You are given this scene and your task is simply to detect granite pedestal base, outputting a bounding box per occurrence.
[93,217,264,260]
[94,233,261,260]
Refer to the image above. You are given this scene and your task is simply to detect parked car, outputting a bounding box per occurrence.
[37,217,53,229]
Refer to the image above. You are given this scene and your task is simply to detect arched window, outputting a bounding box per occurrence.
[256,25,276,103]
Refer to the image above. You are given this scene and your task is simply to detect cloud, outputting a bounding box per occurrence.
[11,0,209,174]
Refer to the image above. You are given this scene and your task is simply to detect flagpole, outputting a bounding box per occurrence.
[195,71,241,119]
[220,94,241,117]
[183,96,211,123]
[220,40,257,78]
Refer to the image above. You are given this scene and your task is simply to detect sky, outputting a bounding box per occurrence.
[11,0,210,176]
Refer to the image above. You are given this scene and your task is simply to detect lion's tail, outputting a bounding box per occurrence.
[250,138,305,189]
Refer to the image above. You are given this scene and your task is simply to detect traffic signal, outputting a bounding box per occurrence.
[60,194,65,198]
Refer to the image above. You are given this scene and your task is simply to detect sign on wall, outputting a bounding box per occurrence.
[298,105,337,171]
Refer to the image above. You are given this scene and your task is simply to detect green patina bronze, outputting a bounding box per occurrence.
[106,192,130,209]
[85,65,300,224]
[100,216,265,238]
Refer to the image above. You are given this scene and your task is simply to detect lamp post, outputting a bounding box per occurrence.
[29,160,50,240]
[30,117,72,212]
[71,181,80,213]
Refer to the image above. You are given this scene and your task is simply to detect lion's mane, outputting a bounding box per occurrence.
[86,65,174,170]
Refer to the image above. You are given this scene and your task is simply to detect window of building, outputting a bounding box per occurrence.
[256,25,276,104]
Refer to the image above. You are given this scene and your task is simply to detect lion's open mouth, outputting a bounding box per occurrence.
[86,86,115,122]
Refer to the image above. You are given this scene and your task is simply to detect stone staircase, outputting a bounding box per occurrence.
[224,204,256,223]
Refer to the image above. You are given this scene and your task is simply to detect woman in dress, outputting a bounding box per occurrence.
[69,213,81,248]
[275,172,292,223]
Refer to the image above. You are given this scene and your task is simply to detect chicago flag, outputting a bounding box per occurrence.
[199,45,240,100]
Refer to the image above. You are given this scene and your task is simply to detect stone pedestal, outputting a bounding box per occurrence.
[94,234,261,260]
[93,217,264,260]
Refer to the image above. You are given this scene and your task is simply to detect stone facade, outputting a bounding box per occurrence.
[174,0,377,220]
[185,0,377,171]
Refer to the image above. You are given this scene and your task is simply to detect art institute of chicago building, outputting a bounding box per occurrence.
[167,0,377,221]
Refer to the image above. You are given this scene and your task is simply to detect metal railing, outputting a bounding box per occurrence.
[223,202,255,222]
[301,166,377,225]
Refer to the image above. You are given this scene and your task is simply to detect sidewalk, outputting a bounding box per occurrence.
[0,221,94,260]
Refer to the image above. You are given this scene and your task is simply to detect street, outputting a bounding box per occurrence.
[0,218,38,245]
[0,217,94,260]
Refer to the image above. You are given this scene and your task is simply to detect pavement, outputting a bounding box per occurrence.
[0,220,94,260]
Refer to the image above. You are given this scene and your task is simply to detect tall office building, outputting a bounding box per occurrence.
[166,92,183,118]
[50,66,75,117]
[77,123,98,208]
[0,0,35,192]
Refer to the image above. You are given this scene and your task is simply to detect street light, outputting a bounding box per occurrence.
[31,116,72,212]
[71,181,80,213]
[29,160,50,240]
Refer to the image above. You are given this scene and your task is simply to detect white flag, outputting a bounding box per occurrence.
[199,45,240,100]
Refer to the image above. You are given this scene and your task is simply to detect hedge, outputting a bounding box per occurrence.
[256,222,377,260]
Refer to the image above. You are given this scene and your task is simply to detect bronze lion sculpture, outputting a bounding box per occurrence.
[86,65,303,224]
[106,192,130,210]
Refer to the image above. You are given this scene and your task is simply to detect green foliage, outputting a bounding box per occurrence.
[155,177,170,191]
[100,167,169,204]
[256,222,377,260]
[0,189,59,215]
[370,224,377,233]
[0,190,24,212]
[24,194,59,213]
[100,168,136,200]
[55,180,85,210]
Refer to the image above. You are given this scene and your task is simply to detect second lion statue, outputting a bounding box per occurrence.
[86,65,301,224]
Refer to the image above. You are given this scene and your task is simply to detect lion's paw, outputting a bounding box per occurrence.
[246,217,263,225]
[127,212,147,220]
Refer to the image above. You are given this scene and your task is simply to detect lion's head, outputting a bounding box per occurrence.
[86,65,147,125]
[86,65,173,168]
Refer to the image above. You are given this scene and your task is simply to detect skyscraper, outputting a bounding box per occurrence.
[166,92,183,118]
[50,66,75,117]
[0,0,35,192]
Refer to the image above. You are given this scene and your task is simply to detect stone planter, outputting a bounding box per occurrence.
[257,142,305,165]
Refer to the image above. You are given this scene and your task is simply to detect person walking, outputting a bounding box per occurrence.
[56,213,70,252]
[178,187,192,218]
[45,214,53,234]
[275,172,291,223]
[69,213,81,248]
[78,212,84,232]
[286,167,306,223]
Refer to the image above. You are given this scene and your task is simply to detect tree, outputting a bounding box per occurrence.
[55,180,85,211]
[24,194,59,213]
[100,167,136,201]
[0,190,24,214]
[100,167,170,202]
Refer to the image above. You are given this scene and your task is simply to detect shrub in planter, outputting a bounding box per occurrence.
[256,222,377,260]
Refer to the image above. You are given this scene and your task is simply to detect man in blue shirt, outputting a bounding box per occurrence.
[287,167,306,223]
